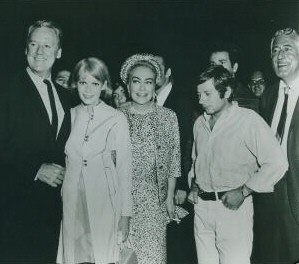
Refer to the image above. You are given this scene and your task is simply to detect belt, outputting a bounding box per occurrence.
[198,191,226,201]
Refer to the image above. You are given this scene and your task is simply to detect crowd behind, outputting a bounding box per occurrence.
[0,18,299,264]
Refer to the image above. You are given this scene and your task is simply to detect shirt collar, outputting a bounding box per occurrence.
[279,75,299,94]
[203,103,236,123]
[26,66,52,85]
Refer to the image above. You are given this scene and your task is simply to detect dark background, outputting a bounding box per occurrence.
[0,0,298,138]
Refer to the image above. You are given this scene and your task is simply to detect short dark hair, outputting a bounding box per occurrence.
[209,41,241,65]
[27,19,63,48]
[197,65,236,102]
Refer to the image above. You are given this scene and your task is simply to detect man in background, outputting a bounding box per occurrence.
[155,55,197,264]
[55,68,71,89]
[248,70,266,98]
[209,41,259,113]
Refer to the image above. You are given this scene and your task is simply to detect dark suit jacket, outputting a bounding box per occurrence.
[0,70,73,262]
[161,84,189,191]
[252,82,299,263]
[261,82,299,224]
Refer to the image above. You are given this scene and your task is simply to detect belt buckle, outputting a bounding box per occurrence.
[197,188,205,196]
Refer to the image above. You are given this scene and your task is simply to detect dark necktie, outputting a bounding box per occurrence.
[43,79,58,137]
[276,87,289,142]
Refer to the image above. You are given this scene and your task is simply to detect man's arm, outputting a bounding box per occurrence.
[222,113,287,210]
[244,114,288,193]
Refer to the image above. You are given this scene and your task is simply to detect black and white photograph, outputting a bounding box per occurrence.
[0,1,299,263]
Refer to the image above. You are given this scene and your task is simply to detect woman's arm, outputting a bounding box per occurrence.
[166,177,176,219]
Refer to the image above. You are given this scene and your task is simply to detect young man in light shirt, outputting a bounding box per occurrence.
[188,65,288,264]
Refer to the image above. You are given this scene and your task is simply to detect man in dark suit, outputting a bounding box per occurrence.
[0,20,73,263]
[155,55,189,201]
[155,55,197,264]
[252,28,299,264]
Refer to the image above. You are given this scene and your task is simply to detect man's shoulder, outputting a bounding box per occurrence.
[235,106,268,129]
[235,104,260,117]
[9,70,32,87]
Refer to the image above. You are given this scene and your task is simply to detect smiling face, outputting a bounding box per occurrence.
[127,66,156,106]
[77,72,105,106]
[248,71,266,97]
[197,78,231,118]
[271,35,299,84]
[26,27,61,79]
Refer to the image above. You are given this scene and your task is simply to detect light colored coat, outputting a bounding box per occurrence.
[57,102,132,264]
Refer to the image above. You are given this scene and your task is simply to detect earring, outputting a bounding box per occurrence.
[153,92,157,102]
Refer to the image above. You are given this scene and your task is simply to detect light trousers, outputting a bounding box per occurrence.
[194,196,253,264]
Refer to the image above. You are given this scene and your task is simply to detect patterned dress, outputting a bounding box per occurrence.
[121,104,181,264]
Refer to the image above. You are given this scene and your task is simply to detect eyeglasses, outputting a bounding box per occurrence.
[249,79,265,86]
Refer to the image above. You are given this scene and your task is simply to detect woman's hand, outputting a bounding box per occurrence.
[117,216,130,243]
[166,197,175,220]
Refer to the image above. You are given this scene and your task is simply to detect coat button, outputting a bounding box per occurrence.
[83,159,87,166]
[157,145,161,150]
[159,165,163,169]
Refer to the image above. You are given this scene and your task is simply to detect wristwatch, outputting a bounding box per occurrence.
[242,185,251,198]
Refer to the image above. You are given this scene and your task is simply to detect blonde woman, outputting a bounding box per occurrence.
[57,57,132,264]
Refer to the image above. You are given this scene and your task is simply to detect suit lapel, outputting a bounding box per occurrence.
[54,84,71,143]
[268,83,279,126]
[287,97,299,150]
[289,97,299,131]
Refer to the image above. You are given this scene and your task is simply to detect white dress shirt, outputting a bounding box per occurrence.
[271,76,299,155]
[188,104,288,193]
[27,67,65,137]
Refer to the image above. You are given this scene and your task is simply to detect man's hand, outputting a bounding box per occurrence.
[36,163,65,187]
[221,187,245,210]
[117,216,130,243]
[175,189,187,205]
[187,180,199,204]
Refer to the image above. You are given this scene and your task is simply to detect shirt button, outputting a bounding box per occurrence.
[84,136,89,141]
[159,165,163,169]
[157,146,161,150]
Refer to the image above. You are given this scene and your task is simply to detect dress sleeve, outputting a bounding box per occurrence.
[114,113,133,216]
[168,112,182,179]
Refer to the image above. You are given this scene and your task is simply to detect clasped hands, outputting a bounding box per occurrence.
[36,163,65,187]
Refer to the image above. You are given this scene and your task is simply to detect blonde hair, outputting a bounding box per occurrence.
[71,57,113,104]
